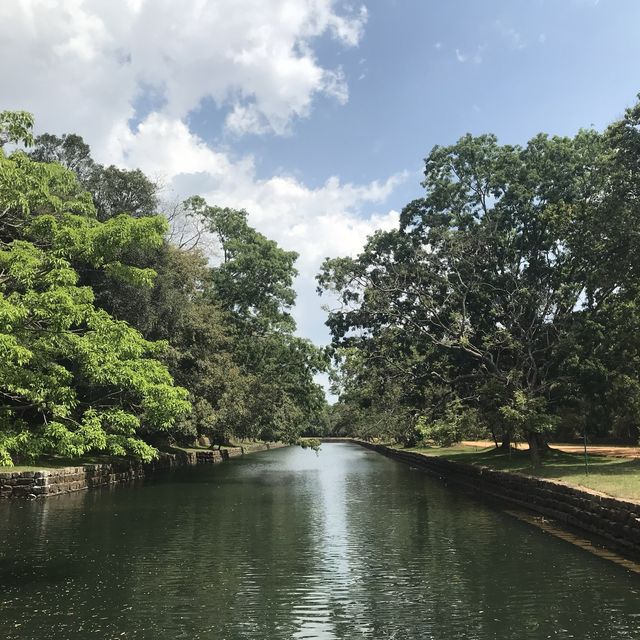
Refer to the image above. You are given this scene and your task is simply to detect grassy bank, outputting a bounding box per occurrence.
[0,454,131,473]
[0,442,276,474]
[402,444,640,502]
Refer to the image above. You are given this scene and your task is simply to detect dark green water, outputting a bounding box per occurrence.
[1,443,639,639]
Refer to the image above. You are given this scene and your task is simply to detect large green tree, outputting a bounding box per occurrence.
[0,119,190,465]
[191,197,327,442]
[320,101,640,463]
[30,132,158,221]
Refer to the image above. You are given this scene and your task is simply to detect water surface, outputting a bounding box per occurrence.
[1,443,639,639]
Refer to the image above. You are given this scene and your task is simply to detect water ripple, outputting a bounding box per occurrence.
[0,443,639,639]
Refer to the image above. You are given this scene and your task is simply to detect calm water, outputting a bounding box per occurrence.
[1,443,639,639]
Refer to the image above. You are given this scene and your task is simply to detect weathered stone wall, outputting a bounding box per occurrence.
[355,441,640,560]
[0,442,286,500]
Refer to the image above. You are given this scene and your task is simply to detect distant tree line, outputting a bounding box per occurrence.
[319,96,640,465]
[0,112,327,466]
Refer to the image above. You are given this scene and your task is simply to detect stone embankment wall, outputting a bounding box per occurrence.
[0,442,285,500]
[353,441,640,560]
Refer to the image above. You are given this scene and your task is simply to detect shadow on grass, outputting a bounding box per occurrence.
[413,446,640,479]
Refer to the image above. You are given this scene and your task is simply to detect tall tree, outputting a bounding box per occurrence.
[320,129,607,464]
[0,116,190,465]
[30,133,158,221]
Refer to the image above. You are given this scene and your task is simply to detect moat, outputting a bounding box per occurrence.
[1,443,638,639]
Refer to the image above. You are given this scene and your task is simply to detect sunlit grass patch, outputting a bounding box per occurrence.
[405,444,640,502]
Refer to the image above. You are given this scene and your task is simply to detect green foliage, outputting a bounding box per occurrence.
[0,121,191,465]
[30,132,158,221]
[321,96,640,461]
[417,401,485,447]
[297,437,321,452]
[0,111,34,148]
[3,114,328,460]
[183,196,299,331]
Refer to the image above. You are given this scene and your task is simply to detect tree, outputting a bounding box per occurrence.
[0,111,34,148]
[9,116,328,456]
[29,132,93,181]
[30,133,159,221]
[0,118,190,465]
[177,196,328,443]
[181,196,298,331]
[320,129,606,464]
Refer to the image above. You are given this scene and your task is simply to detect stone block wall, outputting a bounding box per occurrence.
[0,442,286,500]
[0,464,146,499]
[357,441,640,560]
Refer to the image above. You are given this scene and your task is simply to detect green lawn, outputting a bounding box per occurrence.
[404,444,640,502]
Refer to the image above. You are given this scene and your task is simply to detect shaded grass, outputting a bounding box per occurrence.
[404,444,640,502]
[0,454,131,473]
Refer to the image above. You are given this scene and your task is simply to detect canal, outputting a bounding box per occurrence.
[1,442,638,639]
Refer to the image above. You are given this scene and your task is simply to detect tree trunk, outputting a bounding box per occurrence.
[498,434,511,451]
[527,431,549,467]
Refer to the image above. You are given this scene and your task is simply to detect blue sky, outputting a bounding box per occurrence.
[186,0,640,219]
[2,0,640,360]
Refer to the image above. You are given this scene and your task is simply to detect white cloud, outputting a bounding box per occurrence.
[118,113,406,344]
[225,104,271,137]
[495,21,526,50]
[0,0,368,147]
[0,2,406,347]
[455,46,484,64]
[326,5,368,46]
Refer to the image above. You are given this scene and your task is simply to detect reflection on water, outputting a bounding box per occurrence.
[0,443,639,639]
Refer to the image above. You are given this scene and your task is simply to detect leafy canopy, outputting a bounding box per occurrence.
[0,118,189,465]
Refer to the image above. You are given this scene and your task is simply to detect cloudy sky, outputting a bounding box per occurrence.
[2,0,640,354]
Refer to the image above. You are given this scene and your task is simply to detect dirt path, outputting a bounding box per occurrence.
[461,440,640,459]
